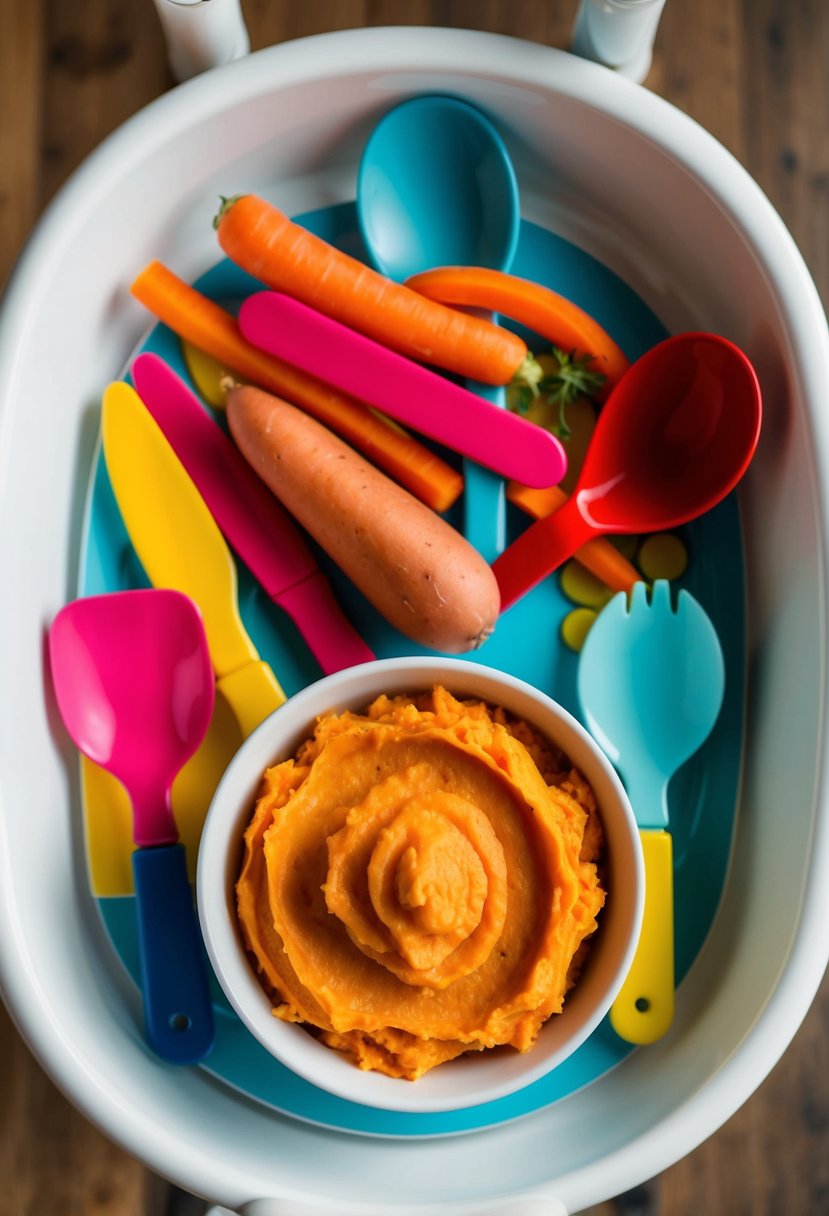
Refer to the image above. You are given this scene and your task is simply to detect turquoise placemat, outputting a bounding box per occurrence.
[84,202,744,1138]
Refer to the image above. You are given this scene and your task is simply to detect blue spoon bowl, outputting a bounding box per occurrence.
[357,94,520,282]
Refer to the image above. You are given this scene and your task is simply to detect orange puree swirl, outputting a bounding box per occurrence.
[326,785,507,982]
[236,686,606,1081]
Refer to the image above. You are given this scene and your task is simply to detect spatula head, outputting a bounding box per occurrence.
[49,589,214,802]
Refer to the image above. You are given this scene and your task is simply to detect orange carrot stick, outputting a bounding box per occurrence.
[507,482,640,593]
[406,267,630,400]
[130,261,463,513]
[213,195,528,386]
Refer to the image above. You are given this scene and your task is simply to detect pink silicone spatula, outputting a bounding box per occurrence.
[49,589,216,1064]
[238,291,567,489]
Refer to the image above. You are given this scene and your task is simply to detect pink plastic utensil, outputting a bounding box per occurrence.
[238,290,567,489]
[493,332,762,610]
[131,352,374,674]
[48,589,216,1063]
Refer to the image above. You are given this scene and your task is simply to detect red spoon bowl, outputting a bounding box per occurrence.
[493,332,762,610]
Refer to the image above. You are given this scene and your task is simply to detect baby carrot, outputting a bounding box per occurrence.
[130,261,463,513]
[213,194,529,386]
[406,267,630,400]
[507,482,640,593]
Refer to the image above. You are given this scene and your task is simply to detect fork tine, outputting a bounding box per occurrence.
[630,581,650,614]
[650,578,673,614]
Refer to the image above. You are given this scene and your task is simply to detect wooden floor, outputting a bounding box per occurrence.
[2,1,828,1213]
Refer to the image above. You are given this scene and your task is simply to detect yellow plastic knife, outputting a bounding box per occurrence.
[101,380,286,736]
[82,381,286,897]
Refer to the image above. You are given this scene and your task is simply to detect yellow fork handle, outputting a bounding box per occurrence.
[610,829,674,1045]
[216,660,287,739]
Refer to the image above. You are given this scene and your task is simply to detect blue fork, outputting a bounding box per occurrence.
[578,580,725,1044]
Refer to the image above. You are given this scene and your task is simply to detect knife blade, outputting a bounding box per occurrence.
[101,380,286,738]
[131,352,375,674]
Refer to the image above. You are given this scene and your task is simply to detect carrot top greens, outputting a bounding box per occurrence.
[510,347,606,440]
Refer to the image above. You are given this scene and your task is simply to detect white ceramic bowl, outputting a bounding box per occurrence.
[197,657,644,1114]
[2,25,829,1216]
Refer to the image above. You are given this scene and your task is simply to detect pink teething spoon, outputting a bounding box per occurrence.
[49,588,216,1063]
[238,291,567,489]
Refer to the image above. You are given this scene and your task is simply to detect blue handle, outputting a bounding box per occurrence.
[463,379,507,563]
[132,844,215,1064]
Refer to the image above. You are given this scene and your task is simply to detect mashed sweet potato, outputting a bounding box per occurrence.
[236,686,605,1080]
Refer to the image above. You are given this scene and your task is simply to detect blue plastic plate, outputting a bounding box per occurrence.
[82,203,744,1138]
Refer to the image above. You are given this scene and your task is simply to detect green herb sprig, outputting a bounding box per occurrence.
[510,347,606,440]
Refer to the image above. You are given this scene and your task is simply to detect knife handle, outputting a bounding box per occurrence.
[132,844,215,1064]
[609,829,674,1045]
[216,659,286,738]
[276,572,374,674]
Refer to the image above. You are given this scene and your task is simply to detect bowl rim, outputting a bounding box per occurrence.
[196,656,645,1114]
[1,24,828,1212]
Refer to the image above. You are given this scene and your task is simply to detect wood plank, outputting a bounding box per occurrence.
[41,0,171,207]
[242,0,369,47]
[649,0,745,159]
[0,1003,146,1216]
[0,0,44,289]
[1,2,828,1213]
[740,0,829,308]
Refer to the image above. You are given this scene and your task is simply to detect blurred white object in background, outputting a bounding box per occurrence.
[152,0,250,82]
[570,0,668,82]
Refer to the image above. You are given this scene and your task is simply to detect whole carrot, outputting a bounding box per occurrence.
[213,195,529,386]
[406,266,630,399]
[130,261,463,513]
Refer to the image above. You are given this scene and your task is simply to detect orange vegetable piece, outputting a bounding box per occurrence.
[130,261,462,513]
[406,265,630,399]
[213,194,528,386]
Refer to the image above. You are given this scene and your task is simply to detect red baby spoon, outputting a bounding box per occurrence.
[493,332,762,611]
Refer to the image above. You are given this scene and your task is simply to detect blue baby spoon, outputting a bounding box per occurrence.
[357,94,521,563]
